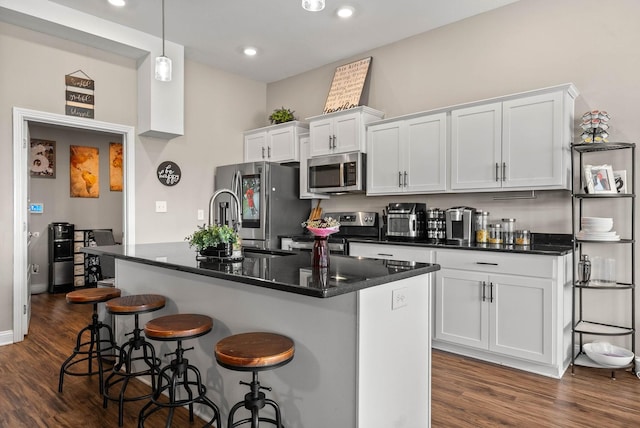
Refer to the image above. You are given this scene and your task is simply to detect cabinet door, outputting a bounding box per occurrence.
[450,103,502,190]
[269,127,298,163]
[404,113,447,193]
[244,132,267,162]
[489,274,553,363]
[366,122,402,195]
[502,92,564,189]
[334,112,360,153]
[309,118,334,157]
[434,268,489,349]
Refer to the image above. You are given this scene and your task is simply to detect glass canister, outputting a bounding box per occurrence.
[474,211,489,243]
[502,218,516,245]
[488,223,503,244]
[515,230,530,246]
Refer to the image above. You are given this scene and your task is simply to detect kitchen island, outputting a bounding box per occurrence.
[85,242,439,428]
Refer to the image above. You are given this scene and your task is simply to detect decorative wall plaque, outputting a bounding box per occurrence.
[65,70,95,119]
[30,139,56,178]
[323,57,372,114]
[157,161,181,186]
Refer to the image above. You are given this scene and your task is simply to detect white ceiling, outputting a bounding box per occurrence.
[49,0,519,83]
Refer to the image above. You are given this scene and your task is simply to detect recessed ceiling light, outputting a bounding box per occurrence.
[108,0,126,7]
[337,6,354,18]
[302,0,325,12]
[244,47,257,56]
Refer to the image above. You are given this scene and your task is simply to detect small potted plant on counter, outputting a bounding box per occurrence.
[186,224,239,258]
[268,107,296,124]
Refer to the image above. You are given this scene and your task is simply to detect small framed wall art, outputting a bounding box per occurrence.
[70,145,99,198]
[30,139,56,178]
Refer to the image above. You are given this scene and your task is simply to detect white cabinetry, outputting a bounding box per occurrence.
[367,112,447,195]
[243,121,308,163]
[349,242,433,263]
[433,249,571,378]
[450,84,578,191]
[307,106,384,157]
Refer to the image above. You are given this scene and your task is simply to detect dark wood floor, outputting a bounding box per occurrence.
[2,293,640,427]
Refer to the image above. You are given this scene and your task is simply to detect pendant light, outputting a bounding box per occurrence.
[302,0,325,12]
[155,0,172,81]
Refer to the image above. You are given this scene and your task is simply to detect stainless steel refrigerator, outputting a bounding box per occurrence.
[214,161,309,249]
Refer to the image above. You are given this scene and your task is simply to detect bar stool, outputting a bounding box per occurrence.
[103,294,166,427]
[58,287,122,395]
[138,314,221,428]
[215,332,295,428]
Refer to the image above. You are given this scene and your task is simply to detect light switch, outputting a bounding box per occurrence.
[155,201,167,213]
[197,209,205,220]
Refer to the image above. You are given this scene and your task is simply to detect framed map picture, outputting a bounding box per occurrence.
[70,145,99,198]
[30,139,56,178]
[109,142,123,191]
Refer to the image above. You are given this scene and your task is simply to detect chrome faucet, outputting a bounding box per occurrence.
[208,188,242,231]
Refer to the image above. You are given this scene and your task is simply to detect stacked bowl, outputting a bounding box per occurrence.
[578,217,619,241]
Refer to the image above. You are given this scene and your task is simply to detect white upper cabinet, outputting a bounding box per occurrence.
[367,112,447,195]
[307,106,384,157]
[451,84,578,191]
[243,121,308,163]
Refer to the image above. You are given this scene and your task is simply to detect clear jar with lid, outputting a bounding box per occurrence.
[488,223,503,244]
[501,218,516,245]
[474,211,489,243]
[515,230,530,246]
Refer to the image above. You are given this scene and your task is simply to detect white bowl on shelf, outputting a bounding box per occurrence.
[580,217,613,232]
[583,342,634,367]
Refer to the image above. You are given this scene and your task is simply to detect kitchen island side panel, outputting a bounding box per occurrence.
[115,259,359,428]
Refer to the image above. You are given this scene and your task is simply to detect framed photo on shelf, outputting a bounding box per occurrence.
[584,164,617,194]
[614,170,627,194]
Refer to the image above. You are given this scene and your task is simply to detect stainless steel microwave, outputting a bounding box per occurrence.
[308,152,366,193]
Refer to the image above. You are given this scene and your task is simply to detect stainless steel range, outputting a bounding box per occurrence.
[281,211,379,255]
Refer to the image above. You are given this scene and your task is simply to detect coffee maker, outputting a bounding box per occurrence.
[445,207,476,245]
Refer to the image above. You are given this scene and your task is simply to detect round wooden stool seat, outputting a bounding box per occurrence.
[66,287,121,304]
[106,294,166,315]
[215,332,295,371]
[144,314,213,341]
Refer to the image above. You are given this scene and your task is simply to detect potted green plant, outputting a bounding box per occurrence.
[186,224,238,257]
[268,107,296,124]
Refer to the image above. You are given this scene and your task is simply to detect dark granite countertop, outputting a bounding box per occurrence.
[347,233,573,256]
[83,242,439,298]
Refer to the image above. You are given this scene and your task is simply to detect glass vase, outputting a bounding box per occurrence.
[313,236,330,268]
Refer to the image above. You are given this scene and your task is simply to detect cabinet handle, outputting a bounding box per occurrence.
[399,171,403,187]
[476,262,498,266]
[495,163,500,182]
[261,147,265,159]
[328,136,332,150]
[268,146,271,158]
[332,135,337,149]
[489,282,494,303]
[404,171,408,187]
[377,253,394,257]
[502,162,506,182]
[482,281,486,302]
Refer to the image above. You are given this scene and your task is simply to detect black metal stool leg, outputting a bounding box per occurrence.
[228,371,283,428]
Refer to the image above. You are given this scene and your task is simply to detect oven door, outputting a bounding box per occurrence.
[283,237,346,255]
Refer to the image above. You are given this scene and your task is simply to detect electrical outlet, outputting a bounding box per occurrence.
[155,201,167,213]
[31,264,40,274]
[392,287,408,310]
[197,209,204,220]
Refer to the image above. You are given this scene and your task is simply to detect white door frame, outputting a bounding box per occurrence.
[12,107,136,343]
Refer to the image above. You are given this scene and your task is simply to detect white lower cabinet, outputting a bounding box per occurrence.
[433,249,570,378]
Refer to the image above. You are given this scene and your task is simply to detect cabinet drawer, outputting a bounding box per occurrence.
[436,250,555,278]
[349,242,433,263]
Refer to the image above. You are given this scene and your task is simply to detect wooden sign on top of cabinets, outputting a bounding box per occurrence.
[243,121,309,163]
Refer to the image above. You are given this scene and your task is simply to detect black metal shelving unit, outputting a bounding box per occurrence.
[571,142,636,377]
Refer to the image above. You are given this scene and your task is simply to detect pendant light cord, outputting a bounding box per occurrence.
[161,0,166,56]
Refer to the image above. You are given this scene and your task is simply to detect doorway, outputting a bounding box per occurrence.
[12,107,136,343]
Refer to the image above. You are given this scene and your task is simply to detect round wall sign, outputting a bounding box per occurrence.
[157,161,181,186]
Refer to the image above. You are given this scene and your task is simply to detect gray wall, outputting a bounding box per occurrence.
[29,124,124,293]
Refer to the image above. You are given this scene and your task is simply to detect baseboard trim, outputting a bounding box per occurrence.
[0,330,14,346]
